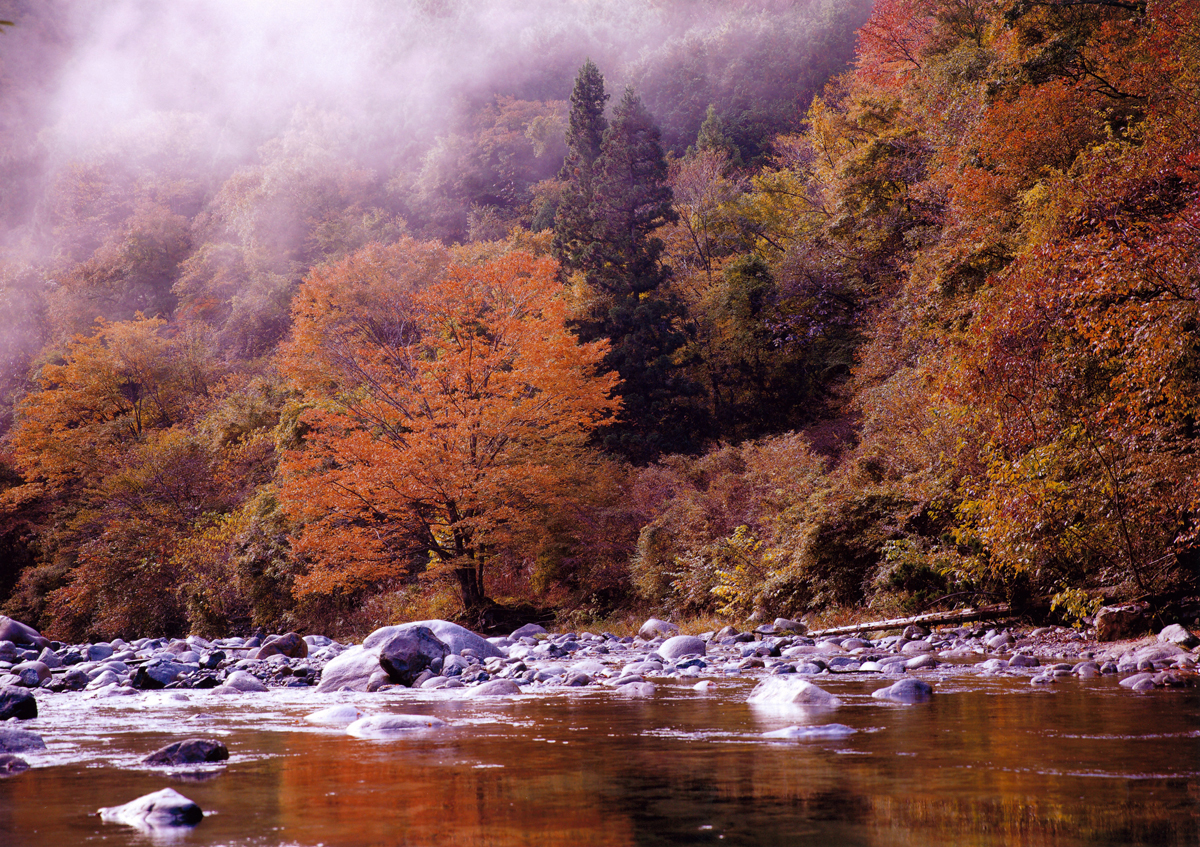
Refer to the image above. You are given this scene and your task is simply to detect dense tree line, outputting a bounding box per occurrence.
[0,0,1196,639]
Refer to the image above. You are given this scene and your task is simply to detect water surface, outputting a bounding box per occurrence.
[1,672,1196,845]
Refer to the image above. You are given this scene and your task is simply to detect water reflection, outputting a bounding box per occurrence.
[0,675,1195,846]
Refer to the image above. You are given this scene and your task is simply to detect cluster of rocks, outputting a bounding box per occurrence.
[2,610,1196,836]
[0,615,339,699]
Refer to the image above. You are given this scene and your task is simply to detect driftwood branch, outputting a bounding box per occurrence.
[805,603,1011,638]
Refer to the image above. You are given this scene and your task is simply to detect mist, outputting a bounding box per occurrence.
[0,0,871,429]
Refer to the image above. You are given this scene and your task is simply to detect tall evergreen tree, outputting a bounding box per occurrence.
[590,86,678,296]
[573,86,707,462]
[553,60,609,271]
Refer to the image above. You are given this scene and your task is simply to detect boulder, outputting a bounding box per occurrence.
[345,714,448,738]
[510,623,548,639]
[763,723,856,739]
[142,739,229,767]
[86,643,114,662]
[133,661,191,690]
[1157,623,1199,649]
[773,618,808,635]
[638,618,679,640]
[10,661,50,686]
[378,626,451,686]
[872,678,934,703]
[0,616,49,649]
[0,689,37,720]
[98,788,203,830]
[315,645,382,693]
[221,671,268,693]
[0,728,46,753]
[747,678,841,709]
[1095,603,1149,641]
[364,620,504,659]
[254,632,309,660]
[658,635,706,660]
[0,754,29,776]
[616,681,657,698]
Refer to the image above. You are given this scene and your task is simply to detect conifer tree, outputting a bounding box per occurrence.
[553,59,609,271]
[590,86,678,296]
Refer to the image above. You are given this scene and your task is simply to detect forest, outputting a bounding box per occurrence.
[0,0,1197,640]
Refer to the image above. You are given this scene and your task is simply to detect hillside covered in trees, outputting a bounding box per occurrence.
[0,0,1196,639]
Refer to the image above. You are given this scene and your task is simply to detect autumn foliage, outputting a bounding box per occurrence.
[278,244,619,610]
[2,1,1198,639]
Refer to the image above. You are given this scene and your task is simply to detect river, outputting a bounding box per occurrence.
[1,669,1196,845]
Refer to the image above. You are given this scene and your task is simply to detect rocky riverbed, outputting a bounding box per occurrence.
[0,612,1196,835]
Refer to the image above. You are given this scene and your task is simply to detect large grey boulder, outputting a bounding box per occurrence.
[317,620,502,692]
[658,635,706,660]
[747,678,841,709]
[378,626,450,686]
[99,788,203,830]
[0,616,49,649]
[363,620,504,659]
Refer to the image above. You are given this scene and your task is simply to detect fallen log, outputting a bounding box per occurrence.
[805,603,1011,638]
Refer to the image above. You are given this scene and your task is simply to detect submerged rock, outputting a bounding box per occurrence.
[142,739,229,767]
[304,704,364,726]
[345,714,448,738]
[616,681,657,698]
[763,723,856,739]
[98,788,203,830]
[0,728,46,753]
[0,753,29,776]
[872,679,933,703]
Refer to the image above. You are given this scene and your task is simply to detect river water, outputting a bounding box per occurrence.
[1,670,1197,846]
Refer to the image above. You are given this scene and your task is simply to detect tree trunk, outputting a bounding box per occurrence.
[455,564,487,611]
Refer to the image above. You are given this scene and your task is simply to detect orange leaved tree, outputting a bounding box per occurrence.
[278,242,620,612]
